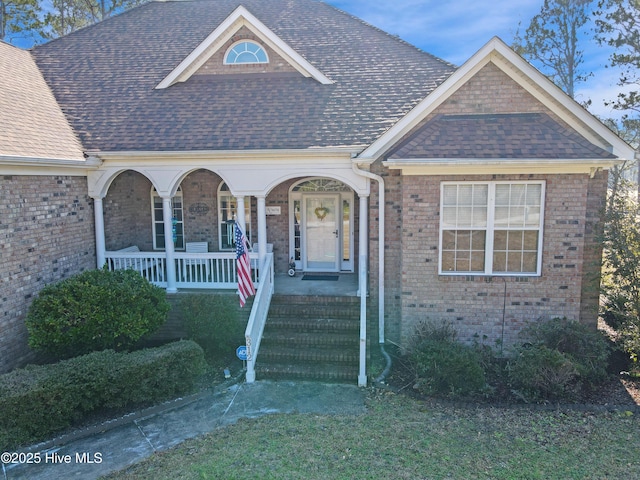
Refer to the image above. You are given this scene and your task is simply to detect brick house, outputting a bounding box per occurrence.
[0,0,635,384]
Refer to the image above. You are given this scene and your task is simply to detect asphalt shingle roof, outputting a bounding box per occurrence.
[31,0,456,153]
[0,41,84,160]
[388,113,618,160]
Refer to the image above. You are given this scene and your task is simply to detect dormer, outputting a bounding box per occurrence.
[155,5,333,89]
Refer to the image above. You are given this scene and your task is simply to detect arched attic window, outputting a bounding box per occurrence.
[224,40,269,64]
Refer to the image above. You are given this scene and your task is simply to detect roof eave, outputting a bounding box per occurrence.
[359,37,636,162]
[383,156,622,177]
[0,154,100,175]
[87,146,363,162]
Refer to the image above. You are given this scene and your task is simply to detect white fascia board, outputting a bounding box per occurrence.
[383,157,622,177]
[489,43,636,161]
[0,154,100,175]
[360,36,635,162]
[87,146,361,164]
[155,5,333,89]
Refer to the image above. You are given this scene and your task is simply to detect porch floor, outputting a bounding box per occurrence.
[273,273,358,296]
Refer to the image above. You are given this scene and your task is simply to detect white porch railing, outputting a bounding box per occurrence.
[104,250,260,289]
[244,252,274,383]
[104,251,167,284]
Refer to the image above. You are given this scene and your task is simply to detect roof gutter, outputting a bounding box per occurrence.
[0,154,101,174]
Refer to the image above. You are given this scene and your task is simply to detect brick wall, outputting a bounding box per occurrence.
[369,60,609,351]
[368,165,403,344]
[579,170,608,324]
[0,175,95,373]
[105,169,260,253]
[396,173,598,351]
[265,180,296,273]
[104,171,154,250]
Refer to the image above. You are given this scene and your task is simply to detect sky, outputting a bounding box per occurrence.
[324,0,626,120]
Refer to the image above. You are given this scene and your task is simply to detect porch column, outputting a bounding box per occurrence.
[162,196,177,293]
[236,195,246,233]
[358,194,368,387]
[257,195,267,269]
[93,196,106,269]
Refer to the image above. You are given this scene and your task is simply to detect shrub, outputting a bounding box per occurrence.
[507,318,612,402]
[26,269,170,358]
[0,340,206,450]
[520,317,611,388]
[601,293,633,330]
[507,345,580,402]
[407,321,486,397]
[180,294,246,363]
[620,321,640,366]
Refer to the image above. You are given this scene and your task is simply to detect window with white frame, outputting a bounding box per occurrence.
[439,181,544,275]
[151,187,184,250]
[218,182,251,250]
[224,41,269,64]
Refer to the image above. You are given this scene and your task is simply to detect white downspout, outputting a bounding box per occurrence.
[352,163,385,344]
[358,195,368,387]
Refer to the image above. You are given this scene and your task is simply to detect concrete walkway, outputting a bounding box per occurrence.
[2,381,366,480]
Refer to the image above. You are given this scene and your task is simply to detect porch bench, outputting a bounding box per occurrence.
[183,242,210,281]
[109,245,162,278]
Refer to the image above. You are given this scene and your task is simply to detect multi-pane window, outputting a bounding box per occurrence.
[440,182,544,275]
[151,187,184,250]
[218,183,251,250]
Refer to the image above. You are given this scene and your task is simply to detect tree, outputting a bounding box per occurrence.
[513,0,593,98]
[42,0,147,39]
[0,0,41,43]
[601,165,640,364]
[595,0,640,116]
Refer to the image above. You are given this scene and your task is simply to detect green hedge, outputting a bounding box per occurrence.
[0,340,206,450]
[407,321,487,397]
[179,293,246,364]
[26,268,170,359]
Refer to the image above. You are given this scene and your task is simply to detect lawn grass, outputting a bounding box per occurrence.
[103,390,639,480]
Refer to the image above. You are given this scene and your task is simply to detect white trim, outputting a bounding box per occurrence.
[383,157,622,177]
[288,178,354,272]
[359,37,635,162]
[86,147,360,161]
[155,5,333,89]
[0,155,99,175]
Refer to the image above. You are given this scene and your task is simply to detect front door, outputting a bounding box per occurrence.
[302,194,340,271]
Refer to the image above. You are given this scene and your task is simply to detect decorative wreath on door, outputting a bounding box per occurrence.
[314,206,329,221]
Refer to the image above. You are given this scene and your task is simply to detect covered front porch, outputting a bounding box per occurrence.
[87,150,374,385]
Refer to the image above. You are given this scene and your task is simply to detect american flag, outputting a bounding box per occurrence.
[235,221,255,307]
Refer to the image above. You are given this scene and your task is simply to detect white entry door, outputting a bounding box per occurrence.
[302,194,340,271]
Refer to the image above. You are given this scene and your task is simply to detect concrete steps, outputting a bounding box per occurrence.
[255,295,360,382]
